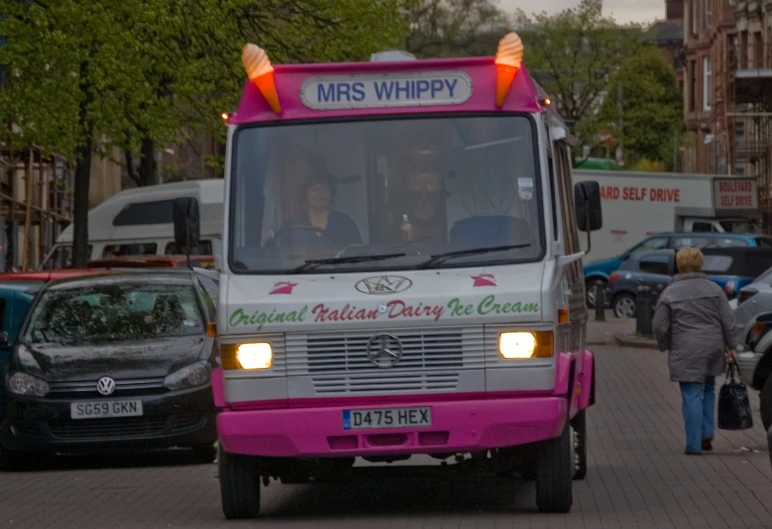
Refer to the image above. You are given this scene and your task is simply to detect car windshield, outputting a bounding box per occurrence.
[25,282,204,345]
[230,115,543,273]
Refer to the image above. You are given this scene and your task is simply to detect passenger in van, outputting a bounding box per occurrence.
[264,173,362,246]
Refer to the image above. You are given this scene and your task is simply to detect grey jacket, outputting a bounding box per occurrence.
[653,273,737,383]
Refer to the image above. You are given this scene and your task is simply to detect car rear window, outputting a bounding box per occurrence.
[702,255,734,273]
[755,237,772,248]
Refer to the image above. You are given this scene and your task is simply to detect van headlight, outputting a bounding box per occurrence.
[220,342,274,370]
[8,372,50,397]
[498,331,554,359]
[163,361,212,390]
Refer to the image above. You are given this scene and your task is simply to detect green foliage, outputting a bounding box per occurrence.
[630,158,666,172]
[403,0,512,58]
[514,0,643,145]
[599,46,684,170]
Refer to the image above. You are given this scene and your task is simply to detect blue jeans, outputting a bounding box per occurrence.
[679,376,716,453]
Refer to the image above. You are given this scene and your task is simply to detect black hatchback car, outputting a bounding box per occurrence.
[0,270,217,469]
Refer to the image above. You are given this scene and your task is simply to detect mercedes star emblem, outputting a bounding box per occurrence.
[96,376,116,396]
[366,333,404,368]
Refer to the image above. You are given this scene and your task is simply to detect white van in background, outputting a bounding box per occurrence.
[40,179,225,269]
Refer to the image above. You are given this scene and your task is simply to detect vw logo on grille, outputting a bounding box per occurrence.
[96,377,116,396]
[366,333,404,368]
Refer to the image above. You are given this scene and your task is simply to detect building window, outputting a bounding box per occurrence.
[754,32,763,68]
[703,57,712,110]
[691,0,698,35]
[735,122,745,143]
[704,0,712,28]
[689,60,697,111]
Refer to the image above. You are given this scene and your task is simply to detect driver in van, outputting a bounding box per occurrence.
[264,173,362,246]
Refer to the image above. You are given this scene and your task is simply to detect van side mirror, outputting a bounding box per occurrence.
[574,180,603,232]
[173,198,201,249]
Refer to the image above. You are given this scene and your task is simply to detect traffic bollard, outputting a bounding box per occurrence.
[635,285,653,337]
[594,283,605,322]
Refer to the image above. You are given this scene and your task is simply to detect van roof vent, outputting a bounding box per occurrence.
[370,50,417,62]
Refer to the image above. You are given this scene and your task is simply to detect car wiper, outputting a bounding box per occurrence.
[417,244,531,269]
[288,253,407,273]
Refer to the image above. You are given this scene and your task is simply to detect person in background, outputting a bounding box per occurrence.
[653,247,737,455]
[264,173,361,246]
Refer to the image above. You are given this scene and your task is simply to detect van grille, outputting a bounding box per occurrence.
[285,326,485,395]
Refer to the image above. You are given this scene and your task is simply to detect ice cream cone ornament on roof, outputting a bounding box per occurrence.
[494,32,524,107]
[242,43,282,114]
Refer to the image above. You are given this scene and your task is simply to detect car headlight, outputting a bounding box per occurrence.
[8,372,50,397]
[498,331,554,359]
[163,361,212,391]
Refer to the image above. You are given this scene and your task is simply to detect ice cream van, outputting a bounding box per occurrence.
[174,32,604,518]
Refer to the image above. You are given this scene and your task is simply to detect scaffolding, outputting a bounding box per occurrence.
[0,134,75,271]
[725,36,772,230]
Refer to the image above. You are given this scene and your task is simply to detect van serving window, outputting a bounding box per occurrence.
[112,200,177,226]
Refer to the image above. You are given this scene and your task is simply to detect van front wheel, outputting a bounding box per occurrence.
[219,445,261,519]
[535,423,574,513]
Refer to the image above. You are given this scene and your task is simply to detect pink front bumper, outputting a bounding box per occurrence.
[217,396,569,458]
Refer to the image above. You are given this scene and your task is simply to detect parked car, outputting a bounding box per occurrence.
[584,232,772,307]
[0,270,218,469]
[606,247,772,319]
[0,270,118,394]
[605,250,673,318]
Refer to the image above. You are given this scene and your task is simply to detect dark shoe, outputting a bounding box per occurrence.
[684,449,702,455]
[702,439,713,451]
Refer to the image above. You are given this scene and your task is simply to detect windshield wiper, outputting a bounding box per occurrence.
[417,244,531,269]
[288,253,407,274]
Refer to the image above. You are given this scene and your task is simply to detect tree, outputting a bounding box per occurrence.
[122,0,409,187]
[513,0,642,145]
[599,46,683,170]
[403,0,512,58]
[2,0,409,268]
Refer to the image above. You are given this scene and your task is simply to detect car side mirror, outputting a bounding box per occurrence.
[574,180,603,232]
[0,331,9,346]
[172,197,201,250]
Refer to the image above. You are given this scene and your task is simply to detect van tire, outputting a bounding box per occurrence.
[571,410,587,480]
[535,423,574,513]
[219,445,261,519]
[761,375,772,432]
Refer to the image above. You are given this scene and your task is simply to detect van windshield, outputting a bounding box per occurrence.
[230,115,544,273]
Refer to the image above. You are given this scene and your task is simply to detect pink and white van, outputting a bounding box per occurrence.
[211,33,603,518]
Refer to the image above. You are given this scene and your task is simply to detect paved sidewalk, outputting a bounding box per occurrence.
[0,344,770,529]
[587,310,637,345]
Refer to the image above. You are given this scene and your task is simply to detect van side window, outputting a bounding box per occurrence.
[554,142,580,279]
[102,243,158,258]
[112,200,176,226]
[546,131,558,241]
[165,241,213,255]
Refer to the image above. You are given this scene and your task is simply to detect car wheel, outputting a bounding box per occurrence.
[586,278,606,308]
[191,443,217,464]
[612,293,636,319]
[760,375,772,433]
[219,444,261,519]
[571,410,587,480]
[535,423,574,513]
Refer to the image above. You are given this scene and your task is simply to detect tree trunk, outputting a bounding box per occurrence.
[138,137,157,186]
[72,59,94,269]
[71,137,92,268]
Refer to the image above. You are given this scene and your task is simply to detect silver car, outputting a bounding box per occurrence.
[733,268,772,431]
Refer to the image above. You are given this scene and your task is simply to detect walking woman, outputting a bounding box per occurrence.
[653,247,737,455]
